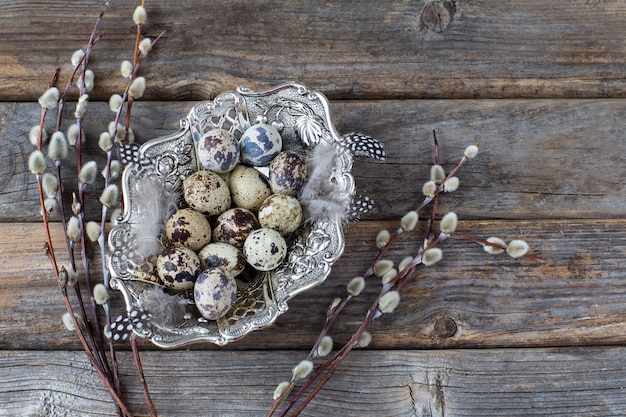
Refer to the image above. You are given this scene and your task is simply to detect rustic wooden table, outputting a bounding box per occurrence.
[2,1,626,416]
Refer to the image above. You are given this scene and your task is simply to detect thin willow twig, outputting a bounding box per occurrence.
[130,335,158,417]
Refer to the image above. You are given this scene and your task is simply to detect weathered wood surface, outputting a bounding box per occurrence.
[3,98,626,222]
[3,347,626,417]
[3,0,626,416]
[2,1,626,101]
[2,219,626,351]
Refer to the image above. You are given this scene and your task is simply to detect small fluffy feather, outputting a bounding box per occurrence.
[131,176,180,259]
[299,142,352,222]
[140,287,188,326]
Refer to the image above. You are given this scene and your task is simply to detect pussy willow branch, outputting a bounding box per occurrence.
[110,29,166,144]
[131,334,158,417]
[37,88,132,417]
[55,0,107,133]
[35,2,163,416]
[451,234,546,263]
[36,2,166,416]
[266,294,353,416]
[37,70,60,268]
[98,147,120,395]
[101,28,167,417]
[125,5,144,139]
[39,72,100,370]
[271,135,544,417]
[272,233,423,417]
[279,253,422,417]
[68,3,117,391]
[100,25,167,417]
[51,0,110,365]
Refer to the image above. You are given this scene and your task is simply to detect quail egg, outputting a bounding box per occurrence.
[183,170,231,216]
[194,267,237,320]
[165,208,211,251]
[243,228,287,272]
[240,123,282,166]
[258,194,303,235]
[198,242,246,277]
[156,246,201,291]
[212,207,259,248]
[229,164,272,211]
[196,128,240,174]
[269,151,308,196]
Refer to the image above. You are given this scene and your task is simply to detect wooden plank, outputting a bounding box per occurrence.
[2,1,626,101]
[0,100,183,222]
[2,347,626,416]
[3,98,626,222]
[2,219,626,351]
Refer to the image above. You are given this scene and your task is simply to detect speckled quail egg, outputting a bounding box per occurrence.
[156,246,201,290]
[229,164,272,211]
[183,170,231,216]
[198,242,246,277]
[212,207,259,248]
[165,208,211,251]
[194,267,237,320]
[258,194,303,235]
[196,128,240,173]
[243,228,288,272]
[269,151,308,196]
[240,123,282,166]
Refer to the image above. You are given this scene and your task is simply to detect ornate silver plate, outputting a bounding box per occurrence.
[106,83,386,348]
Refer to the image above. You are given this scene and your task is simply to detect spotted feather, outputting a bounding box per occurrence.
[104,308,151,343]
[117,142,141,166]
[340,132,386,160]
[348,194,375,220]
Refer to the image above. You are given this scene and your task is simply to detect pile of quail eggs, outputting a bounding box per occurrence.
[154,122,308,321]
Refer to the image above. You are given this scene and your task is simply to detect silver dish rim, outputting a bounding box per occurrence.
[106,82,355,348]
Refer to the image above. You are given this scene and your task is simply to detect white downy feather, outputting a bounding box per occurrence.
[140,288,188,326]
[299,142,352,222]
[131,176,179,259]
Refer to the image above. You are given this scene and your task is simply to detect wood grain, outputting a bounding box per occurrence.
[3,219,626,351]
[3,1,626,415]
[3,98,626,222]
[2,347,626,416]
[2,1,626,101]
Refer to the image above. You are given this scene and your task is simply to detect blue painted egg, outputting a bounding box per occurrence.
[240,123,282,166]
[196,128,240,173]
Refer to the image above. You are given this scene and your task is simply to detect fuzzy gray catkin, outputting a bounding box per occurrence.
[129,77,146,98]
[292,360,314,379]
[484,237,506,255]
[48,132,68,160]
[28,151,46,174]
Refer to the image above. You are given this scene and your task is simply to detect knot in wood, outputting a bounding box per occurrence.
[434,316,457,338]
[420,1,455,33]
